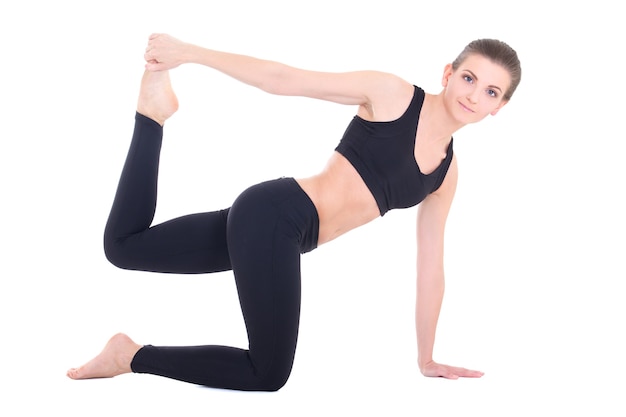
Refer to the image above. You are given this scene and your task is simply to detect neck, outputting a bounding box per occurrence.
[421,92,465,143]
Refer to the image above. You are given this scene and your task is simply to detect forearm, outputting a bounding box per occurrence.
[415,270,445,371]
[183,43,290,94]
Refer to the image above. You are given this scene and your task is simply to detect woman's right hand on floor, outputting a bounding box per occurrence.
[420,360,484,379]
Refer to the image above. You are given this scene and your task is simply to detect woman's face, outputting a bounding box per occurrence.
[442,53,511,124]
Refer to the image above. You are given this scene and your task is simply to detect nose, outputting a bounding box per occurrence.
[467,88,480,104]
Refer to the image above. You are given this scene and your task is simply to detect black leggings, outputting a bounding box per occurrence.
[104,113,319,391]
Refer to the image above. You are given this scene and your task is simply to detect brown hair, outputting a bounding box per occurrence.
[452,39,521,101]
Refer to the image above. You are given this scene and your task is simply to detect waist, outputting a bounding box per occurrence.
[296,152,380,245]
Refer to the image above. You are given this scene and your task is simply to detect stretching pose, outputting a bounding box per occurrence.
[67,33,521,391]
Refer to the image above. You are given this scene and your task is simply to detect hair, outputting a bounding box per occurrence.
[452,39,521,101]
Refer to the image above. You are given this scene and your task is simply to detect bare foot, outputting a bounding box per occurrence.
[67,333,142,380]
[136,70,179,126]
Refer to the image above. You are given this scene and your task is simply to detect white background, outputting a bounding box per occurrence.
[1,1,624,415]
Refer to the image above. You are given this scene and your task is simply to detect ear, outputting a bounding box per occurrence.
[441,63,453,87]
[490,99,509,116]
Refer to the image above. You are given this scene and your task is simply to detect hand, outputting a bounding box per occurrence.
[420,360,484,379]
[144,33,190,71]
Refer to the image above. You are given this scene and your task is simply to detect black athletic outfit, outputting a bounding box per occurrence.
[104,85,452,391]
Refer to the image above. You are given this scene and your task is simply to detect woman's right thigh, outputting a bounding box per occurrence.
[105,208,232,274]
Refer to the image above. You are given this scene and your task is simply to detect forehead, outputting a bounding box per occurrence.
[459,54,511,89]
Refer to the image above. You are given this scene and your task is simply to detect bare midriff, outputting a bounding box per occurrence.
[296,151,380,246]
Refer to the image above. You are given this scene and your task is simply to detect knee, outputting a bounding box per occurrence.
[103,235,135,270]
[254,361,293,392]
[257,372,290,392]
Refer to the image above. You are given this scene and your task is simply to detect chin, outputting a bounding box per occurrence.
[450,101,475,123]
[457,107,489,125]
[466,114,489,125]
[453,109,481,125]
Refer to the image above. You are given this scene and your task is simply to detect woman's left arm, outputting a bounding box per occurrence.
[415,155,483,379]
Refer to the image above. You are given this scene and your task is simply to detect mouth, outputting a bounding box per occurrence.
[458,101,475,113]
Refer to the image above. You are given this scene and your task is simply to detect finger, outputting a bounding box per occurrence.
[145,61,162,72]
[453,367,484,378]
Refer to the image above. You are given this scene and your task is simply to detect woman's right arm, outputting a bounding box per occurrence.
[143,33,413,118]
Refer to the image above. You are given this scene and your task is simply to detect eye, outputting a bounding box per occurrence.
[487,89,498,98]
[463,74,473,83]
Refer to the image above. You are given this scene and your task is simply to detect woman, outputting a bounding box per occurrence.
[67,33,521,391]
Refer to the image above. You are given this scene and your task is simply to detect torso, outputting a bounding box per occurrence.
[296,89,452,246]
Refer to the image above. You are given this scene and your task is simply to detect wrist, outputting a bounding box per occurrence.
[418,356,433,373]
[181,42,199,65]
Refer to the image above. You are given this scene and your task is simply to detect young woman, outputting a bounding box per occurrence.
[67,33,521,391]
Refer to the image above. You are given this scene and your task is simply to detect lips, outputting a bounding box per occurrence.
[458,101,475,113]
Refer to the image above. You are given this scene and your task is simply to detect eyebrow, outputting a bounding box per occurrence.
[464,69,503,93]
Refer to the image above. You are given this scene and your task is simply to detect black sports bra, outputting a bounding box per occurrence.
[335,85,453,216]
